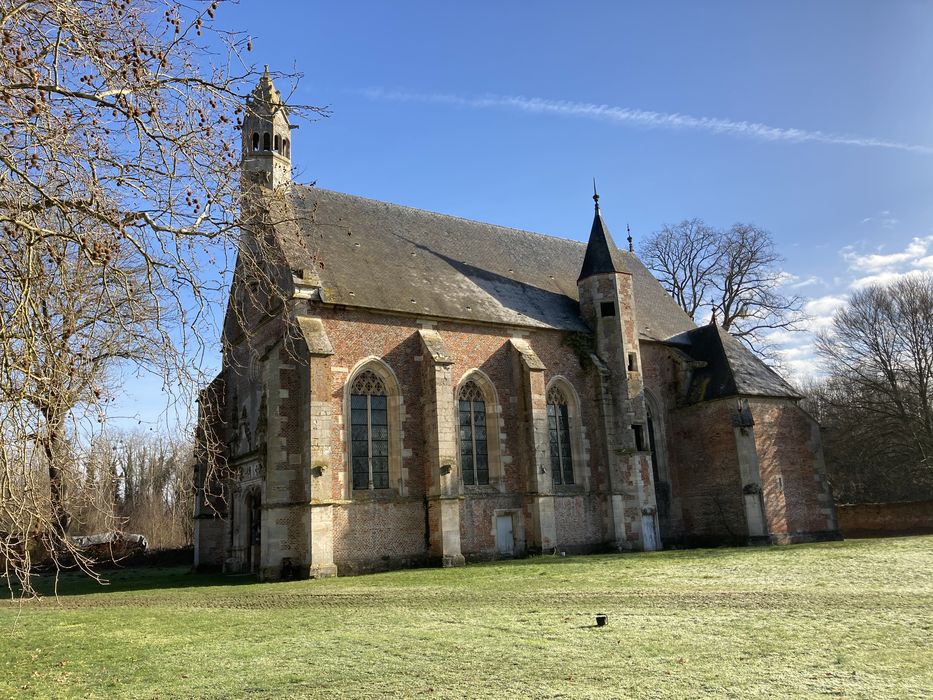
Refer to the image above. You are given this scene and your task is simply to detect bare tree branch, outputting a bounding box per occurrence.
[639,219,806,358]
[0,0,326,596]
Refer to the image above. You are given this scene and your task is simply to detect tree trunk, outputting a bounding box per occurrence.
[42,413,71,536]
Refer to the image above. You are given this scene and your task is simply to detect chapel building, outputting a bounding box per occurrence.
[193,71,839,580]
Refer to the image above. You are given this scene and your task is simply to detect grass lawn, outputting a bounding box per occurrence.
[1,536,931,699]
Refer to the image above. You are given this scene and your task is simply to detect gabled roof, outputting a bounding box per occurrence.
[578,205,624,281]
[280,186,697,339]
[668,324,801,401]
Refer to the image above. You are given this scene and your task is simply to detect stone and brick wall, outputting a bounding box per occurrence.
[641,342,747,543]
[332,500,428,574]
[459,493,524,557]
[199,297,842,577]
[314,307,617,572]
[193,517,226,571]
[752,399,839,543]
[836,501,933,537]
[667,399,747,543]
[553,494,608,550]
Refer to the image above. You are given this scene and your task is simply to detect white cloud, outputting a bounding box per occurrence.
[786,275,825,290]
[805,295,847,317]
[849,268,928,290]
[843,236,933,272]
[842,236,933,288]
[781,356,823,382]
[860,210,900,229]
[359,89,933,155]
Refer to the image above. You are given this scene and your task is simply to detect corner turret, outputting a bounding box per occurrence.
[575,189,660,552]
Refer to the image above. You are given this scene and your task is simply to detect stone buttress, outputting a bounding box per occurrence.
[419,327,466,567]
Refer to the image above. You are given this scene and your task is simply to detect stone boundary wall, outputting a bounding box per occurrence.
[836,500,933,537]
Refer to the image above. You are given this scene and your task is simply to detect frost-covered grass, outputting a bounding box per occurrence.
[2,536,931,699]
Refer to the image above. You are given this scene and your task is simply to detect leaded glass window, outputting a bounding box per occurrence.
[547,386,574,485]
[458,380,489,486]
[350,370,389,490]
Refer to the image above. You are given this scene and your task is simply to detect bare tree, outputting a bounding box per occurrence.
[817,275,933,471]
[7,223,156,531]
[639,219,723,320]
[0,1,325,595]
[640,220,805,355]
[73,431,194,550]
[714,223,805,342]
[798,374,933,504]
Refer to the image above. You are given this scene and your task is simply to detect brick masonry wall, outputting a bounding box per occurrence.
[637,342,840,545]
[836,500,933,536]
[459,493,524,555]
[751,399,838,542]
[554,494,607,549]
[317,307,615,567]
[333,500,427,574]
[194,517,226,570]
[667,399,747,542]
[211,299,841,571]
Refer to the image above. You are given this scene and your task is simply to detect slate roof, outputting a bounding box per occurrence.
[282,186,696,339]
[667,324,801,401]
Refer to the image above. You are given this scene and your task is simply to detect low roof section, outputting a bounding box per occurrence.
[667,324,801,401]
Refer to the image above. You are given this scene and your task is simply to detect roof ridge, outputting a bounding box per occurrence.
[297,184,590,248]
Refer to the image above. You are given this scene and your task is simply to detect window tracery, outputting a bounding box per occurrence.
[350,370,389,490]
[547,386,574,485]
[458,380,489,486]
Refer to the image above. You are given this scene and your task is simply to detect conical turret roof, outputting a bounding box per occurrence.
[577,198,624,281]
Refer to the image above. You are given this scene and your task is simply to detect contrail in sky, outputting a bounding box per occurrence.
[358,88,933,156]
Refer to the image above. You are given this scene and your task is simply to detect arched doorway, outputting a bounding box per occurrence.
[646,400,672,544]
[246,490,261,574]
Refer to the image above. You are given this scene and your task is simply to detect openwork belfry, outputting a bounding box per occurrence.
[193,71,841,580]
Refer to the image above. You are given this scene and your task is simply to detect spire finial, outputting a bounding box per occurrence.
[710,308,718,326]
[592,178,599,210]
[627,223,634,252]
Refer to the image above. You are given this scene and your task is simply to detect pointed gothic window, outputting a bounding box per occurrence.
[458,381,489,485]
[350,370,389,490]
[547,386,574,485]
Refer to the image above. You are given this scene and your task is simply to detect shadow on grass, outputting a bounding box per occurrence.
[11,536,903,600]
[16,565,257,599]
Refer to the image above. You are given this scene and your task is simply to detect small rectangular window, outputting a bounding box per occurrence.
[628,353,638,372]
[600,301,616,317]
[633,424,646,452]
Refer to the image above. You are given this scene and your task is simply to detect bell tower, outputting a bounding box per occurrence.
[242,66,292,190]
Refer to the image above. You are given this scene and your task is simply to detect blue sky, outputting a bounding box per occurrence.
[121,1,933,430]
